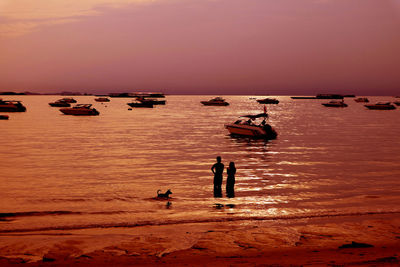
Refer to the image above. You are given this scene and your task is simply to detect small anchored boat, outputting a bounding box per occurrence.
[0,99,27,112]
[49,100,71,107]
[60,104,100,115]
[95,97,110,102]
[364,102,396,110]
[256,98,279,104]
[322,100,348,107]
[59,98,77,103]
[354,97,369,103]
[127,101,154,108]
[201,97,229,106]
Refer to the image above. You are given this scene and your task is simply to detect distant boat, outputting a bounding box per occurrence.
[59,98,77,103]
[0,99,27,112]
[354,98,369,103]
[322,100,348,107]
[49,100,71,107]
[225,108,277,139]
[256,98,279,104]
[364,102,396,110]
[201,97,229,106]
[0,115,9,120]
[394,101,400,106]
[316,94,344,99]
[95,97,110,102]
[135,97,166,105]
[291,94,344,99]
[127,101,154,108]
[60,104,100,115]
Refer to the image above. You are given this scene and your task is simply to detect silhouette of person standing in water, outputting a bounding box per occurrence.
[211,156,224,197]
[226,162,236,198]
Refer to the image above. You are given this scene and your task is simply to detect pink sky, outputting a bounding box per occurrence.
[1,0,400,95]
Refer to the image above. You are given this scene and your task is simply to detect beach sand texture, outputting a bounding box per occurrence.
[0,214,399,266]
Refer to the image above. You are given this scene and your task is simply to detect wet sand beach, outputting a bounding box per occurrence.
[1,213,399,266]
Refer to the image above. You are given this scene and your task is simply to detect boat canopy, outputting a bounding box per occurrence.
[241,113,268,119]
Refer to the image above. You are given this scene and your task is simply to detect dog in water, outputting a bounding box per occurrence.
[157,189,172,198]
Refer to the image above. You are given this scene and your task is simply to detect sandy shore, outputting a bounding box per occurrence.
[0,213,399,266]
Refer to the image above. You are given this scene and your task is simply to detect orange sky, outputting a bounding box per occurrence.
[1,0,400,95]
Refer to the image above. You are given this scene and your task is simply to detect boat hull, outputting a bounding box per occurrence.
[256,99,279,104]
[0,103,26,112]
[95,98,110,102]
[225,124,277,139]
[364,105,396,110]
[201,102,229,106]
[60,108,99,115]
[322,103,348,107]
[49,102,70,107]
[127,102,154,108]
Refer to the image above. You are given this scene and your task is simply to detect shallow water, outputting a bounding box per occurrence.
[1,95,400,232]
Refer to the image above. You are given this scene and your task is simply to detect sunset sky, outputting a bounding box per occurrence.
[1,0,400,95]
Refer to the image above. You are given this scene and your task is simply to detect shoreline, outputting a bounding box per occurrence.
[0,213,399,266]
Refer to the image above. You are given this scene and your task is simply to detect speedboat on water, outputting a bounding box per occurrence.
[225,110,277,139]
[60,104,100,115]
[59,98,77,103]
[354,97,369,103]
[322,100,348,107]
[201,97,229,106]
[127,101,154,108]
[364,102,396,110]
[0,99,27,112]
[94,97,110,102]
[135,97,166,105]
[49,100,71,107]
[256,98,279,104]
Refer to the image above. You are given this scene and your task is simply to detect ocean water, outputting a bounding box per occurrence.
[1,95,400,233]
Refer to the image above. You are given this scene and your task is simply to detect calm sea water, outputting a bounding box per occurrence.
[1,95,400,232]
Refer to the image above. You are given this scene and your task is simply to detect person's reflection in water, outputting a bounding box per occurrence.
[226,162,236,198]
[211,156,224,198]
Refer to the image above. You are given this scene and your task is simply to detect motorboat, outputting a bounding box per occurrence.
[322,100,348,107]
[201,97,229,106]
[0,99,27,112]
[354,98,369,103]
[94,97,110,102]
[135,97,166,105]
[256,98,279,104]
[60,104,100,115]
[316,94,344,99]
[49,100,71,107]
[60,98,77,103]
[127,101,154,108]
[0,115,9,120]
[225,110,277,139]
[364,102,396,110]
